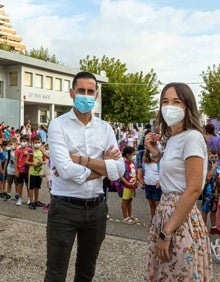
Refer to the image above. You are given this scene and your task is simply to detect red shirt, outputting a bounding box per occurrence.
[15,146,32,173]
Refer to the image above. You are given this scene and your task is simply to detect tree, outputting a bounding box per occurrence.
[0,43,59,64]
[80,55,159,123]
[200,64,220,119]
[22,46,60,63]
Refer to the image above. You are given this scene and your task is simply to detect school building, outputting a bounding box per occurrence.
[0,49,107,129]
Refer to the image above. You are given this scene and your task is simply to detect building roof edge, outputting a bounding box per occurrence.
[0,49,108,82]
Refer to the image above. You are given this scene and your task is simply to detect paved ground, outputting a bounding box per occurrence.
[0,182,220,281]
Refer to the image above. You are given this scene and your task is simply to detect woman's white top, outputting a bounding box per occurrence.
[159,130,207,193]
[143,162,159,185]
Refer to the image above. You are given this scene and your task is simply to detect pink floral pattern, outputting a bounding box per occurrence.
[145,192,213,281]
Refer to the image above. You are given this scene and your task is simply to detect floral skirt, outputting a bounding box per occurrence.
[145,192,213,282]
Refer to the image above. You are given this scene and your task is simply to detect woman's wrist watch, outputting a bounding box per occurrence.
[159,230,172,241]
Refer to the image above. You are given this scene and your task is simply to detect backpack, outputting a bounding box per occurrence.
[118,138,128,152]
[17,146,33,174]
[112,160,138,197]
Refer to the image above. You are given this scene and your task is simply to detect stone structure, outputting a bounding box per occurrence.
[0,4,26,51]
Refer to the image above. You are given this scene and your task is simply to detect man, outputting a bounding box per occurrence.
[44,71,125,282]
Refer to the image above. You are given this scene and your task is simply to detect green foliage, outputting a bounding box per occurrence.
[0,41,13,51]
[21,46,59,63]
[200,64,220,119]
[80,55,159,123]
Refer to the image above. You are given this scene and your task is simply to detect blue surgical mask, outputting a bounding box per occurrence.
[74,94,95,113]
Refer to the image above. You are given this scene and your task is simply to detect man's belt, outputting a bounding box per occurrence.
[52,194,104,208]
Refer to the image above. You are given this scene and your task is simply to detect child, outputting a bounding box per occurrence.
[4,138,19,201]
[0,140,8,198]
[201,150,220,231]
[25,135,46,209]
[14,135,32,206]
[120,146,139,224]
[139,148,162,227]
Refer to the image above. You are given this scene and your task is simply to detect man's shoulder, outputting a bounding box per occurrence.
[93,116,111,127]
[49,111,72,126]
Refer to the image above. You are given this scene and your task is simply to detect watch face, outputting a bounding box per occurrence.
[159,231,166,240]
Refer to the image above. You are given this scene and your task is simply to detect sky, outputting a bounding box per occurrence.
[2,0,220,97]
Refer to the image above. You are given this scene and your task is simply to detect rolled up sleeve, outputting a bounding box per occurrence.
[105,158,125,181]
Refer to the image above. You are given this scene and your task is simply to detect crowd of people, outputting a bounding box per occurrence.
[0,122,50,211]
[1,71,220,281]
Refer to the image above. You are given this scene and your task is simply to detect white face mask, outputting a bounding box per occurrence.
[34,143,41,149]
[20,141,27,147]
[161,105,185,126]
[131,155,136,162]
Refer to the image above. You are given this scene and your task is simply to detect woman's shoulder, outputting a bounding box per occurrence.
[185,129,204,140]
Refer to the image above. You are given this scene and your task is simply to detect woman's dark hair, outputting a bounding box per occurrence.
[156,82,203,138]
[122,146,135,157]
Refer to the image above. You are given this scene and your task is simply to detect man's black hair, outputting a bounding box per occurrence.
[72,71,98,89]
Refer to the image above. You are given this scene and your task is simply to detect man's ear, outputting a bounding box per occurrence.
[95,91,99,100]
[70,88,74,100]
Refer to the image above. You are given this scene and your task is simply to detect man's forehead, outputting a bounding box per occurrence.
[75,78,96,87]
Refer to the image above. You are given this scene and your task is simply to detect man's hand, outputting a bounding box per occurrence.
[52,166,59,177]
[104,145,121,160]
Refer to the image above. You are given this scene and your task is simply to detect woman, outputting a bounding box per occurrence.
[145,83,213,281]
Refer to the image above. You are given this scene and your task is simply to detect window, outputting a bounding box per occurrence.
[55,78,62,91]
[46,76,53,90]
[35,74,43,88]
[64,80,70,92]
[24,72,33,87]
[40,110,47,123]
[56,111,64,118]
[9,71,18,86]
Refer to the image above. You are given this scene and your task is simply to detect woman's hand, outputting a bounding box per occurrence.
[145,133,160,154]
[155,238,171,262]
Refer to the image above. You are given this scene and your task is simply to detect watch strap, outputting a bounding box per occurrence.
[159,230,172,241]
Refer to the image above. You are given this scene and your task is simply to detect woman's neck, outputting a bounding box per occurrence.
[170,123,184,136]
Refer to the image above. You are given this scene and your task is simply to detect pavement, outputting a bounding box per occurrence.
[0,182,220,281]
